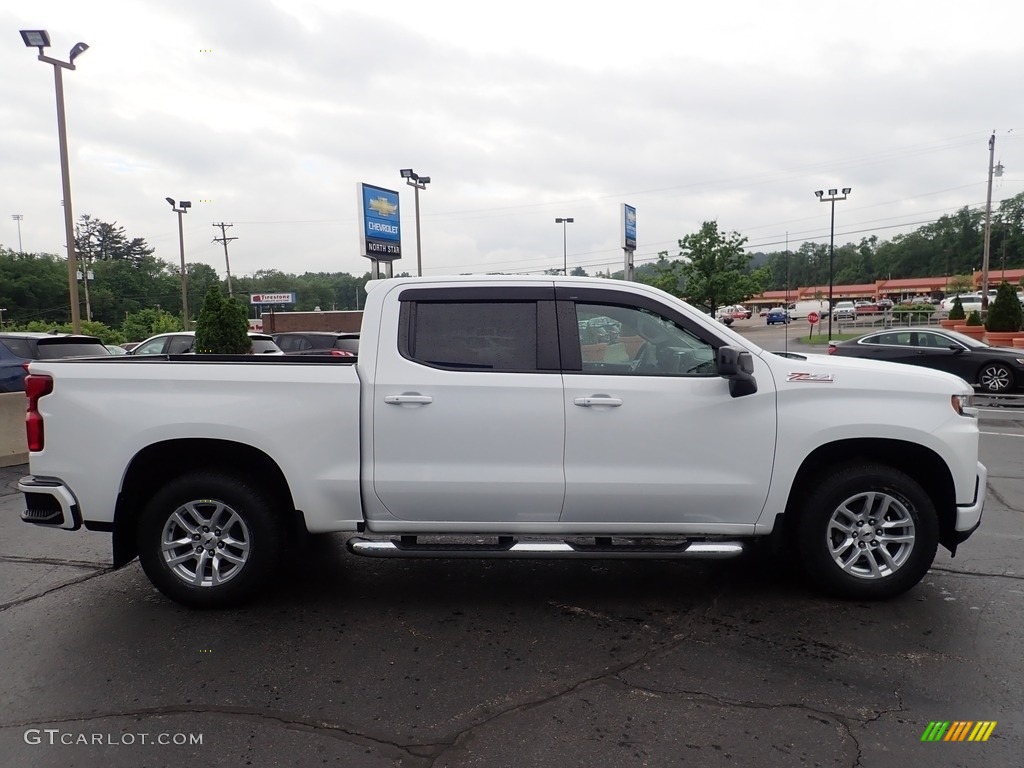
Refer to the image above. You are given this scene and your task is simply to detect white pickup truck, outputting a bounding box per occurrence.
[19,276,986,607]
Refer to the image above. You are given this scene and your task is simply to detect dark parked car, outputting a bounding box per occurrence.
[828,327,1024,394]
[0,332,111,392]
[765,309,790,325]
[272,331,360,357]
[129,331,283,355]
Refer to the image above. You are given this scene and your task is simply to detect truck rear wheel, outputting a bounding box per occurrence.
[797,463,938,600]
[137,472,283,608]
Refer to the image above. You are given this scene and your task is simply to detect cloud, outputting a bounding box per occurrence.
[2,0,1022,284]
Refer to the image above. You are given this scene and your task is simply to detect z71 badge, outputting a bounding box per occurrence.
[787,372,835,382]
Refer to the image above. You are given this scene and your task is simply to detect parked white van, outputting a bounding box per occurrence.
[785,300,830,320]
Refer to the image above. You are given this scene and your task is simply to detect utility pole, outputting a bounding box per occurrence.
[981,131,1004,310]
[212,222,237,297]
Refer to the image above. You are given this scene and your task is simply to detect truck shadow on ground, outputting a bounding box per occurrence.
[262,532,820,612]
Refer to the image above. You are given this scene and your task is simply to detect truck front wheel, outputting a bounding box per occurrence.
[137,472,283,608]
[797,463,939,600]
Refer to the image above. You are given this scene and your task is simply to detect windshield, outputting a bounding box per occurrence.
[36,339,109,359]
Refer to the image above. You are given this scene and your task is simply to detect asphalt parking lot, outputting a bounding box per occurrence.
[2,322,1022,768]
[2,408,1022,768]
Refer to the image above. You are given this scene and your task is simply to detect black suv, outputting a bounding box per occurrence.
[272,332,360,357]
[0,332,110,392]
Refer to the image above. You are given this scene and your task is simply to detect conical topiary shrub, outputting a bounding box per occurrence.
[947,296,966,322]
[983,281,1024,346]
[194,285,251,354]
[985,281,1023,333]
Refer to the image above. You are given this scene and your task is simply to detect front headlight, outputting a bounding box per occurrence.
[952,393,976,417]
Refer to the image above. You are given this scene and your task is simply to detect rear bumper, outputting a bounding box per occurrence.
[18,475,81,531]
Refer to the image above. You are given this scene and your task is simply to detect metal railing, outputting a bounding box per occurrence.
[974,393,1024,421]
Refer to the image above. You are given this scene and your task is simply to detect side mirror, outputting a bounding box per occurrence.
[717,346,757,397]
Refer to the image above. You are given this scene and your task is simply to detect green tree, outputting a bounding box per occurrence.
[0,249,72,324]
[73,214,179,326]
[121,308,182,341]
[674,221,766,315]
[637,252,686,296]
[946,274,974,296]
[75,214,155,265]
[194,285,250,354]
[985,281,1023,332]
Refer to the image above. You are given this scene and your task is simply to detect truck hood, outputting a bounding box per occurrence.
[760,349,974,396]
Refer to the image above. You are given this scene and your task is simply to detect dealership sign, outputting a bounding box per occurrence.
[250,292,296,304]
[622,203,636,250]
[358,182,402,262]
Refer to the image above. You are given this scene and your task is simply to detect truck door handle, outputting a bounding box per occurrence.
[573,396,623,407]
[384,395,433,405]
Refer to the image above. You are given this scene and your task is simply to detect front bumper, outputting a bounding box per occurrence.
[950,460,987,545]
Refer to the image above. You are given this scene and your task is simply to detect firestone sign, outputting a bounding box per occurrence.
[250,293,296,305]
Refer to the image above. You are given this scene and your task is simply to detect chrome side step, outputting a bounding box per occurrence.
[347,535,744,560]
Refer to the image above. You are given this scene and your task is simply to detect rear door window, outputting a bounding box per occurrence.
[167,336,194,354]
[408,302,537,371]
[251,339,283,354]
[0,339,33,358]
[333,336,360,355]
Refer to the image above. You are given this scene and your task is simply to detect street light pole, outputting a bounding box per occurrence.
[399,169,430,276]
[21,30,88,334]
[555,217,574,274]
[166,198,192,330]
[814,188,851,339]
[11,215,24,253]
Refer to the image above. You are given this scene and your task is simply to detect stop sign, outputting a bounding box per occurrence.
[807,311,820,324]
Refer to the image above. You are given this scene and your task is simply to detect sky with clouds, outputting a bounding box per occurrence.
[3,0,1023,283]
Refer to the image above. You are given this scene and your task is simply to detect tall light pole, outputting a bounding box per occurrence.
[11,215,24,252]
[555,217,574,275]
[814,188,851,339]
[400,169,430,276]
[166,198,192,330]
[21,30,88,333]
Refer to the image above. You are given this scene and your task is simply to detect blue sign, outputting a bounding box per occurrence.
[358,183,402,261]
[622,204,636,250]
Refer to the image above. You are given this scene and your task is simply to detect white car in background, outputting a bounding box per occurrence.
[129,331,284,355]
[832,301,857,321]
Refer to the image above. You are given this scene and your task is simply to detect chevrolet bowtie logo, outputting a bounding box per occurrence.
[368,197,397,217]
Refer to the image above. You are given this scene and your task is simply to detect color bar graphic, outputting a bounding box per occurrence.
[921,721,996,742]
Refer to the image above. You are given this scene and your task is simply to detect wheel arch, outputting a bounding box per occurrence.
[112,438,300,568]
[783,438,957,551]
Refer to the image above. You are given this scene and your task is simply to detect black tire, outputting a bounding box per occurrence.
[796,463,938,600]
[977,363,1014,394]
[137,471,284,608]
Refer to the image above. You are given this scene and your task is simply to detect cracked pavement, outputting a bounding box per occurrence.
[1,424,1022,767]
